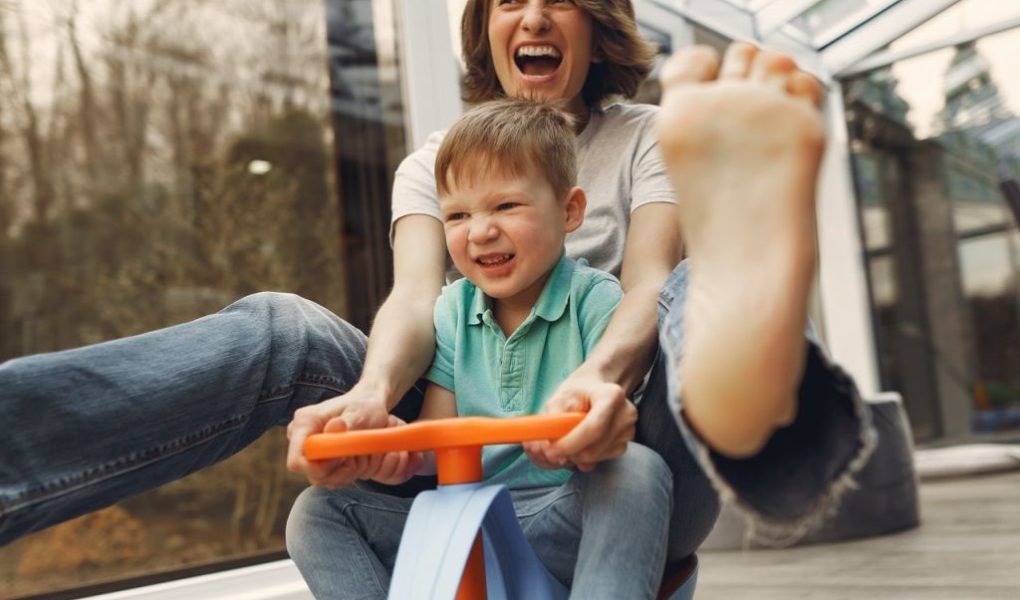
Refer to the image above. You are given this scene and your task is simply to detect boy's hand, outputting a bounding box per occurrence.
[523,440,567,470]
[366,448,427,485]
[537,372,636,471]
[362,415,426,484]
[285,385,391,488]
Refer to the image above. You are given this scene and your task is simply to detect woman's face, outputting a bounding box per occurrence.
[488,0,597,118]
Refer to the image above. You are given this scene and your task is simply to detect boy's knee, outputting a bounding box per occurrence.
[586,443,673,498]
[286,486,348,557]
[286,486,320,547]
[621,442,672,485]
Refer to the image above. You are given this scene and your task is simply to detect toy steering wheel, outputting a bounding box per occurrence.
[305,413,584,485]
[304,414,585,600]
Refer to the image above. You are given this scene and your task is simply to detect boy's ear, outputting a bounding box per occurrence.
[563,186,586,233]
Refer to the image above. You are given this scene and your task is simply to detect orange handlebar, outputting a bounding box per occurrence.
[303,413,585,460]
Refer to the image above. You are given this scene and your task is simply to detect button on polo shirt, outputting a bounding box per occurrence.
[426,255,622,488]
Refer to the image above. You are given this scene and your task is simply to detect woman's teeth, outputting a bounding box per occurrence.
[515,45,562,76]
[516,45,561,59]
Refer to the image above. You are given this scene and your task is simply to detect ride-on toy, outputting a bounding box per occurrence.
[304,414,698,600]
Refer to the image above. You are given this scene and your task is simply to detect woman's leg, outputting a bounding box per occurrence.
[0,292,368,545]
[286,486,411,600]
[652,261,874,546]
[517,443,673,600]
[634,340,721,561]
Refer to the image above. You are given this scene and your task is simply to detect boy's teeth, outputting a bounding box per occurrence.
[478,254,512,265]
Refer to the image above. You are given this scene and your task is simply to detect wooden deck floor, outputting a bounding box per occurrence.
[696,471,1020,599]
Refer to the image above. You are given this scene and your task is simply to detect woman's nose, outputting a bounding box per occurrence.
[521,2,550,33]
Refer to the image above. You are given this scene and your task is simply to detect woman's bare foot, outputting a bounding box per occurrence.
[658,43,826,458]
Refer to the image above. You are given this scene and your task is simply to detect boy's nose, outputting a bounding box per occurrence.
[467,217,498,243]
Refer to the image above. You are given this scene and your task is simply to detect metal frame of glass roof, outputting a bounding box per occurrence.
[649,0,974,78]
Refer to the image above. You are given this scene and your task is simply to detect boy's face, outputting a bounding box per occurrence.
[440,162,585,310]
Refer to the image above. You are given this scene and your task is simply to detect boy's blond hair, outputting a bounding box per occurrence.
[435,99,576,200]
[460,0,656,105]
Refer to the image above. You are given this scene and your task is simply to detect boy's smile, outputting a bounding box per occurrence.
[440,164,585,318]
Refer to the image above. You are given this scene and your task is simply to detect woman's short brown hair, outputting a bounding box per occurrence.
[461,0,657,105]
[434,99,576,200]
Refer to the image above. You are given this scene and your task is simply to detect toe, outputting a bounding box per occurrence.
[750,49,797,89]
[660,45,720,88]
[719,41,758,79]
[787,70,824,107]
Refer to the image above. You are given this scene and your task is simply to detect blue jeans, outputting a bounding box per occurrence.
[0,262,872,550]
[286,443,672,600]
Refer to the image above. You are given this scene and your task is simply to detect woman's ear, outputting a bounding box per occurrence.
[563,186,587,233]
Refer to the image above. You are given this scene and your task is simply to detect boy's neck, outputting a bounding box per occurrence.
[491,269,554,337]
[493,301,531,338]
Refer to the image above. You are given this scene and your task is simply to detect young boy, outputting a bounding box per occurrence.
[287,99,673,599]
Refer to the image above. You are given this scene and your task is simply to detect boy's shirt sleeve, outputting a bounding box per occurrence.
[578,274,625,356]
[425,286,456,392]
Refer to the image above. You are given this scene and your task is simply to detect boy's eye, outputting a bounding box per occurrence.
[496,202,519,211]
[446,212,469,222]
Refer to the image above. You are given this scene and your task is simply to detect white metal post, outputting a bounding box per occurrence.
[395,0,464,153]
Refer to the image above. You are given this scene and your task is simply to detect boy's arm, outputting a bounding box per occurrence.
[543,203,681,469]
[420,382,458,420]
[286,215,447,488]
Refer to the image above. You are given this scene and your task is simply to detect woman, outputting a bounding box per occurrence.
[1,0,870,565]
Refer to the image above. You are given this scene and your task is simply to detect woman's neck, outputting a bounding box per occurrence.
[567,97,591,133]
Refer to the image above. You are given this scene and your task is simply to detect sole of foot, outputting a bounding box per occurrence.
[658,44,826,458]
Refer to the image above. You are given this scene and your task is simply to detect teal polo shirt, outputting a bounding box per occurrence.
[425,255,623,488]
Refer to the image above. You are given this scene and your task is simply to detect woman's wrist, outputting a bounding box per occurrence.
[349,375,397,410]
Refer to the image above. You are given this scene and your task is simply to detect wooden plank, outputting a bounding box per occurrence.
[696,471,1020,599]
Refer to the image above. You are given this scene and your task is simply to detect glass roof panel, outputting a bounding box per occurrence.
[887,0,1020,52]
[787,0,902,46]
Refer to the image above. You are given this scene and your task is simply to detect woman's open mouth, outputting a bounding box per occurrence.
[514,45,562,80]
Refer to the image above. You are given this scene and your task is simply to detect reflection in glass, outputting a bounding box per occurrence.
[844,27,1020,441]
[0,0,403,596]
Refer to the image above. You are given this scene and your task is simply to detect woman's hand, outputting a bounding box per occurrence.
[285,385,392,488]
[286,215,447,488]
[529,369,637,472]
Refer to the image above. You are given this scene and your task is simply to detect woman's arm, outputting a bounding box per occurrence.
[543,202,681,469]
[286,214,447,487]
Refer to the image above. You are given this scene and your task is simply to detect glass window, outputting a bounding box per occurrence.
[0,0,406,596]
[843,25,1020,441]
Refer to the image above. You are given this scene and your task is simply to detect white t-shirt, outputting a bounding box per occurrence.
[389,102,676,280]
